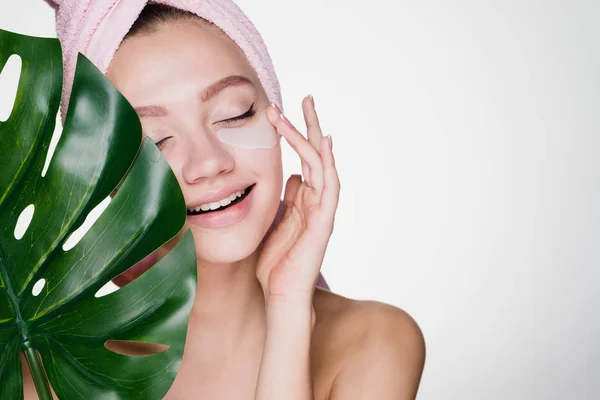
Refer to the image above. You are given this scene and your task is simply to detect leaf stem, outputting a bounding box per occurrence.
[23,346,53,400]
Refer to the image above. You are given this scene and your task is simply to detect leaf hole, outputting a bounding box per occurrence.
[41,111,64,177]
[0,54,22,122]
[94,281,120,298]
[112,252,160,288]
[62,196,111,251]
[105,340,169,356]
[14,204,35,240]
[32,278,46,297]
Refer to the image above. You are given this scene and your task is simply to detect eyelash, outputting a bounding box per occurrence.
[154,136,170,149]
[153,104,256,149]
[220,103,256,124]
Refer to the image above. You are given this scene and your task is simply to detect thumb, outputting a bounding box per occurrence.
[283,174,302,210]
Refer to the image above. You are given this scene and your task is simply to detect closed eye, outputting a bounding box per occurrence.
[152,103,256,149]
[218,103,256,124]
[154,137,171,149]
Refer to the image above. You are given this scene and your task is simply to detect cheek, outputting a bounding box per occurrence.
[235,147,283,183]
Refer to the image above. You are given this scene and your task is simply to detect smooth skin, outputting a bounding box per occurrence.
[22,18,425,400]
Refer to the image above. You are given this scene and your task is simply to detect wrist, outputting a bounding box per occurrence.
[265,294,316,330]
[266,291,312,306]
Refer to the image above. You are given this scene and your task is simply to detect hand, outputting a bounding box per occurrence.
[256,96,340,303]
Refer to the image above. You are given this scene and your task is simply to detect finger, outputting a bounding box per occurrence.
[267,103,284,142]
[301,96,322,182]
[319,135,340,218]
[267,103,282,125]
[302,95,323,151]
[268,104,312,186]
[276,114,324,191]
[283,174,303,210]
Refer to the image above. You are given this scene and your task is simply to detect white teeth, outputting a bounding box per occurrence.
[188,187,249,213]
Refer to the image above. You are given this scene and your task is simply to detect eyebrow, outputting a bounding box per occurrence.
[134,75,254,118]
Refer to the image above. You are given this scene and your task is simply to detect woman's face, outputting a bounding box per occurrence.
[106,19,283,263]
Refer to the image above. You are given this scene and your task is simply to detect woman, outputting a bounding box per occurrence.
[24,1,425,398]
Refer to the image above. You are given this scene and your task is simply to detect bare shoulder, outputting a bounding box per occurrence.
[311,289,426,399]
[312,288,425,361]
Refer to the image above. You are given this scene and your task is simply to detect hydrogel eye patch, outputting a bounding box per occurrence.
[216,111,279,149]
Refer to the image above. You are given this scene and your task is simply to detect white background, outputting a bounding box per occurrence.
[1,1,599,399]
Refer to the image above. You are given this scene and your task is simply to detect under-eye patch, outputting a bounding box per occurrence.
[216,111,279,149]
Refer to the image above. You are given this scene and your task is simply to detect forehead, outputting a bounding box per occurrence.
[106,19,259,103]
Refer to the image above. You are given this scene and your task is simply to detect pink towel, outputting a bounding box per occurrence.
[45,0,283,121]
[44,0,329,291]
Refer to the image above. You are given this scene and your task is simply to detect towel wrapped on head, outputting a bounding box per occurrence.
[45,0,283,121]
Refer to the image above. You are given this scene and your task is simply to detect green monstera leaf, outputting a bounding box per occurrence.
[0,29,197,399]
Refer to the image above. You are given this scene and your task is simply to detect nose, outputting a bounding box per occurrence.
[180,129,234,184]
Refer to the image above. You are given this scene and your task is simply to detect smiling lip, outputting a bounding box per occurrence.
[187,183,254,210]
[186,185,254,229]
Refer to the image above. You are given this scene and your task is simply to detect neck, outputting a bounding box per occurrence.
[183,249,267,360]
[192,251,265,324]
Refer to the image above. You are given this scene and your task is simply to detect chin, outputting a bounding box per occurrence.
[187,205,278,264]
[193,229,263,264]
[182,178,282,264]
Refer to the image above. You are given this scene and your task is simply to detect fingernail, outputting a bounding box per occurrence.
[279,113,290,125]
[308,94,315,107]
[327,134,333,150]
